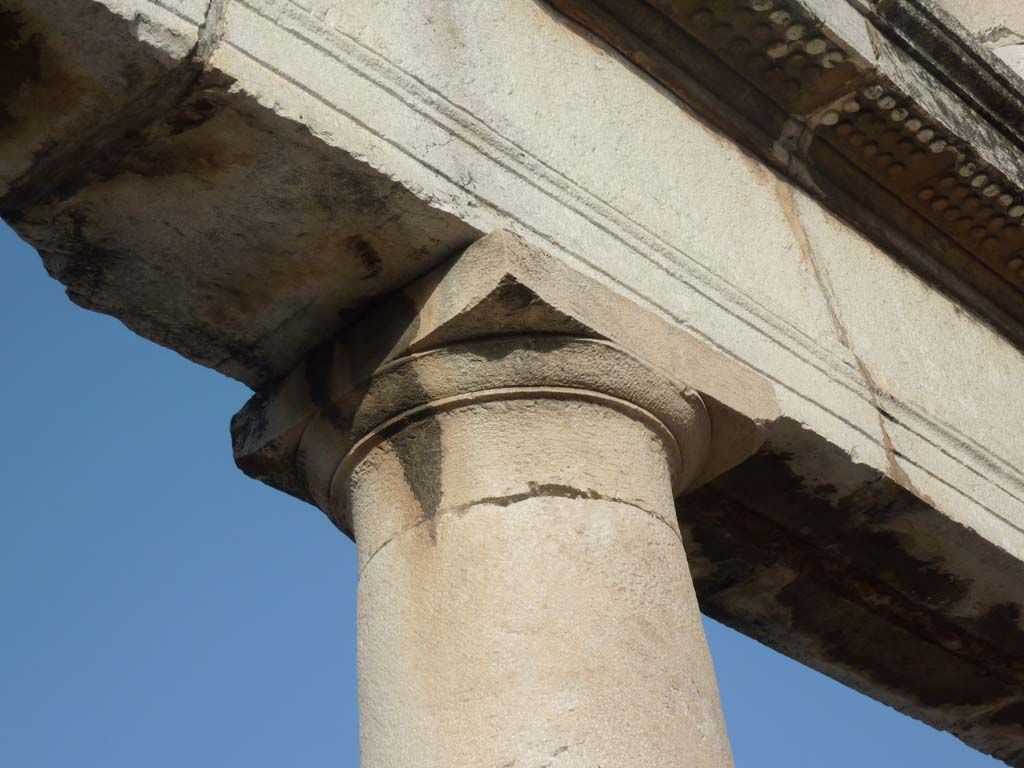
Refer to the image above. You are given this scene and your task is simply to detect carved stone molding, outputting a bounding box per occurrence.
[547,0,1024,346]
[231,229,776,526]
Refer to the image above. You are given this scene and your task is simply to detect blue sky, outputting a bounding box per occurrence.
[0,220,1001,766]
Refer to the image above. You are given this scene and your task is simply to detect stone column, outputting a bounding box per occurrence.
[232,230,776,768]
[330,335,733,768]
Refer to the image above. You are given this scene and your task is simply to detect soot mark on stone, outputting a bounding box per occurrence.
[991,699,1024,727]
[343,234,382,280]
[778,576,1014,709]
[390,412,444,527]
[0,10,42,127]
[971,602,1024,655]
[710,427,972,610]
[682,426,1024,763]
[305,340,334,407]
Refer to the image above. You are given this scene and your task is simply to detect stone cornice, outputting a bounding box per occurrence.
[871,0,1024,147]
[547,0,1024,347]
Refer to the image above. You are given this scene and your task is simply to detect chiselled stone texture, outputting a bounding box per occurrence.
[348,360,731,767]
[353,393,733,767]
[547,0,1024,347]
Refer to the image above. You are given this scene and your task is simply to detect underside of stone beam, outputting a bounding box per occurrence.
[687,422,1024,766]
[2,1,1024,764]
[0,0,480,385]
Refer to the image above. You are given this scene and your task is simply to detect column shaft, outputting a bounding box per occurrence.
[344,395,733,768]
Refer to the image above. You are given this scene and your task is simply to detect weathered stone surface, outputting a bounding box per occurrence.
[933,1,1024,48]
[0,0,198,200]
[232,230,777,522]
[548,0,1024,347]
[686,422,1024,767]
[930,1,1024,77]
[354,396,732,768]
[242,230,752,765]
[0,0,479,385]
[4,1,1024,763]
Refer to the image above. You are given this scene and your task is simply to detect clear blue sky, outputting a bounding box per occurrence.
[0,220,1002,767]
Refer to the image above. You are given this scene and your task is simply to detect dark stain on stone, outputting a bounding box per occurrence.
[2,69,194,214]
[302,338,357,444]
[305,340,334,407]
[41,209,118,297]
[343,234,383,280]
[164,94,221,135]
[778,576,1013,709]
[0,10,41,126]
[710,427,972,611]
[679,418,1024,763]
[971,602,1024,654]
[1,25,480,389]
[319,402,356,435]
[992,700,1024,727]
[325,166,394,218]
[389,412,444,529]
[348,289,441,524]
[343,291,421,381]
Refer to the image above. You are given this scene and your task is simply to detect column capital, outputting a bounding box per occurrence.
[231,230,777,532]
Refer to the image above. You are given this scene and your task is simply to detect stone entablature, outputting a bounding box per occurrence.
[548,0,1024,348]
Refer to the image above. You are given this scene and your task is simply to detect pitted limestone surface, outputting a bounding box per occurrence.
[683,418,1024,766]
[933,1,1024,49]
[346,397,681,568]
[547,0,1024,345]
[931,1,1024,77]
[350,396,734,768]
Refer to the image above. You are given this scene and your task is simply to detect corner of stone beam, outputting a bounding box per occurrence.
[230,230,780,525]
